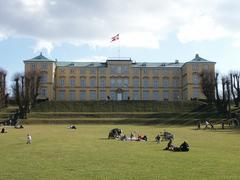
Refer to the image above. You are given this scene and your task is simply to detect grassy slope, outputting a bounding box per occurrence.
[32,101,209,112]
[0,125,239,180]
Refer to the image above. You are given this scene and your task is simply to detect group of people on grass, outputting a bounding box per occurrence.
[108,128,190,152]
[108,128,148,141]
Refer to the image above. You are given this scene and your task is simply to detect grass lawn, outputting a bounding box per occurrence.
[0,125,239,180]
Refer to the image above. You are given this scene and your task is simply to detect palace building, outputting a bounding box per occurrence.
[24,53,215,101]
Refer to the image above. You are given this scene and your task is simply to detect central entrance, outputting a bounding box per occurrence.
[117,92,123,101]
[116,88,123,101]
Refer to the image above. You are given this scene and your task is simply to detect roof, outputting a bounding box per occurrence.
[132,62,184,68]
[56,61,106,67]
[56,61,183,68]
[188,54,215,63]
[23,53,55,62]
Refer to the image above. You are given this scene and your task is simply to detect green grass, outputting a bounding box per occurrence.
[1,125,240,180]
[32,101,211,112]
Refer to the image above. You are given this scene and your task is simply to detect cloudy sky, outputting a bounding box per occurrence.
[0,0,240,89]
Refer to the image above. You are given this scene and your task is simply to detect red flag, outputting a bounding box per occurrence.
[111,34,119,42]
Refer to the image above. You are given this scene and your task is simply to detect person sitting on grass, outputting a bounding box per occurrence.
[180,141,189,152]
[1,127,7,133]
[155,134,161,143]
[163,138,174,150]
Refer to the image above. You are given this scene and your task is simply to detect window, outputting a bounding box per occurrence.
[90,68,96,75]
[90,90,96,100]
[59,79,64,87]
[153,78,159,88]
[183,75,187,86]
[172,77,180,87]
[80,68,86,75]
[163,69,168,76]
[90,77,96,88]
[193,88,199,98]
[163,91,169,100]
[100,91,106,100]
[173,69,179,76]
[143,90,149,100]
[133,90,140,100]
[204,64,209,70]
[133,77,139,88]
[123,78,129,88]
[100,77,106,88]
[40,88,47,97]
[69,90,76,101]
[173,91,180,101]
[153,69,158,76]
[59,67,64,73]
[153,91,160,100]
[80,90,86,100]
[192,73,199,85]
[110,78,116,88]
[143,68,148,75]
[111,66,121,74]
[123,91,129,100]
[122,66,128,74]
[117,79,122,87]
[110,66,117,74]
[70,68,75,74]
[99,68,106,74]
[192,64,199,72]
[110,91,116,100]
[31,64,36,71]
[59,90,65,100]
[70,78,75,87]
[80,77,86,88]
[132,68,139,76]
[41,63,48,70]
[163,77,169,88]
[117,66,121,73]
[40,74,47,83]
[143,77,149,88]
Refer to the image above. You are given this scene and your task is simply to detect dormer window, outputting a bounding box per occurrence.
[69,63,75,67]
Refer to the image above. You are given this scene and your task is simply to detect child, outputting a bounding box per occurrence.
[26,134,32,144]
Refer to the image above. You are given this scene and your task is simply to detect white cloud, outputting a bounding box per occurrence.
[74,56,108,62]
[0,31,7,40]
[177,16,228,43]
[0,0,240,52]
[34,40,54,54]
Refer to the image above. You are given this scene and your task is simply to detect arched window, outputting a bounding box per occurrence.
[153,78,159,88]
[90,77,96,88]
[80,77,86,88]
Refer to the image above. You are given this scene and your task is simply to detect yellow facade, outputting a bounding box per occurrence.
[24,53,215,101]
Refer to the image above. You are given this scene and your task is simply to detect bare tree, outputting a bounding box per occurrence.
[232,72,240,107]
[11,71,41,119]
[0,68,7,109]
[200,69,215,104]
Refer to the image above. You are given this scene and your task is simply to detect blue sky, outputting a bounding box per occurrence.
[0,0,240,91]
